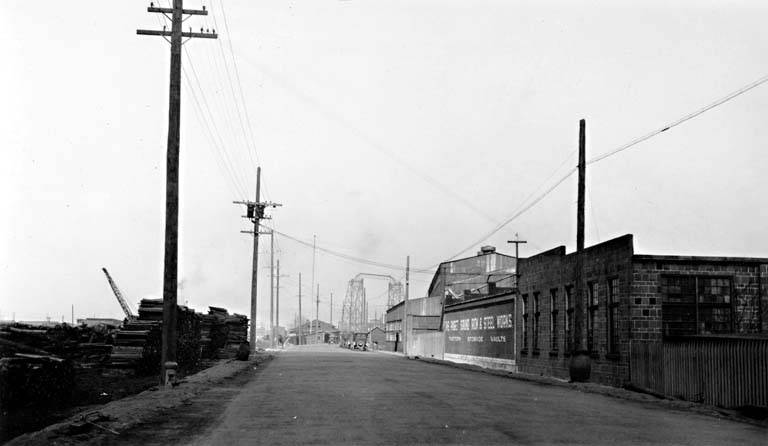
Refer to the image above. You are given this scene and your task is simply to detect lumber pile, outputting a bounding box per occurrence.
[0,323,114,367]
[200,307,248,359]
[108,299,162,370]
[221,313,248,359]
[0,323,104,414]
[109,299,203,373]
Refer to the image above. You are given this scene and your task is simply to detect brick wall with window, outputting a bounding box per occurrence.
[607,278,620,356]
[532,292,540,355]
[565,285,574,353]
[587,282,599,355]
[631,257,767,342]
[514,234,766,388]
[550,289,559,355]
[521,294,529,354]
[516,235,634,385]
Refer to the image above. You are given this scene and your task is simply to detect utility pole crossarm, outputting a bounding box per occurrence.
[148,6,209,15]
[137,29,218,39]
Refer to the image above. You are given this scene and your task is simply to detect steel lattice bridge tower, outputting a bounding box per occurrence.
[340,273,403,333]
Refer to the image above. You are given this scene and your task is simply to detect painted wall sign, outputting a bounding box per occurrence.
[444,301,515,360]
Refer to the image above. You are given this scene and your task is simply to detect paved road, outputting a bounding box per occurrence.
[174,344,766,445]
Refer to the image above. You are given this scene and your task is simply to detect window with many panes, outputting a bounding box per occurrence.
[550,289,559,353]
[533,292,540,353]
[587,282,598,353]
[565,285,574,353]
[521,294,529,353]
[607,278,620,354]
[661,276,732,337]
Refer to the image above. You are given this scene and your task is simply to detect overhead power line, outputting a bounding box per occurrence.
[265,227,434,275]
[588,72,768,165]
[444,71,768,261]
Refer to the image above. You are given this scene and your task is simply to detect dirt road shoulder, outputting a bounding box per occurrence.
[6,354,273,446]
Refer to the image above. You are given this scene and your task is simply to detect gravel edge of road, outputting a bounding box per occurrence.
[5,354,274,446]
[403,354,767,428]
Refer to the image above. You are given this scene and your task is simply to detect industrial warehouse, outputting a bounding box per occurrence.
[382,235,768,409]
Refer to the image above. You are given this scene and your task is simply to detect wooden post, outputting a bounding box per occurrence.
[159,0,184,387]
[570,118,591,382]
[270,229,274,348]
[276,260,281,344]
[249,168,261,351]
[403,256,410,356]
[298,273,302,345]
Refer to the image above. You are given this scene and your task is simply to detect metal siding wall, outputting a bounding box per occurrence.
[630,338,768,408]
[409,331,444,359]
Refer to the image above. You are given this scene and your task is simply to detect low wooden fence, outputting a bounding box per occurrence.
[630,337,768,408]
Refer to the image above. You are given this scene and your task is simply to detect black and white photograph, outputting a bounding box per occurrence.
[1,1,767,444]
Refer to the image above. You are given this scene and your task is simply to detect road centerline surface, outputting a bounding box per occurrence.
[190,344,766,445]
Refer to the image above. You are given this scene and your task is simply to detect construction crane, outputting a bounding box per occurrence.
[102,267,137,321]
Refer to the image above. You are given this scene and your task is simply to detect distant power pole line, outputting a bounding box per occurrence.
[270,231,274,347]
[298,272,303,345]
[329,292,333,328]
[403,255,409,356]
[315,284,320,337]
[257,229,275,347]
[137,0,217,386]
[234,167,281,352]
[310,235,316,333]
[275,260,285,334]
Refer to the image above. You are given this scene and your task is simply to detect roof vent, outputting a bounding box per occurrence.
[478,245,496,255]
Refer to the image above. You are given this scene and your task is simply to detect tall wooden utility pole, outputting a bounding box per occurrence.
[298,273,303,345]
[508,234,527,360]
[315,284,320,342]
[268,229,275,347]
[570,118,590,382]
[234,168,282,352]
[403,256,410,356]
[250,169,261,351]
[329,292,333,328]
[276,259,281,345]
[310,235,316,335]
[507,234,527,286]
[137,1,216,386]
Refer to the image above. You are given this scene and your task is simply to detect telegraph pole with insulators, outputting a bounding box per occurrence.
[137,0,217,386]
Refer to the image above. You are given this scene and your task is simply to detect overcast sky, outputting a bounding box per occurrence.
[2,0,767,327]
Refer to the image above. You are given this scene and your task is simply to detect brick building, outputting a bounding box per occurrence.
[515,234,768,386]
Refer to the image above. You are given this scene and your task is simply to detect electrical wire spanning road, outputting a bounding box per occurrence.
[111,345,766,445]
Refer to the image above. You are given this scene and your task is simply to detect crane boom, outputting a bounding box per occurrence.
[102,267,137,320]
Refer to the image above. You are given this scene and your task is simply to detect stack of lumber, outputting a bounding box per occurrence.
[108,320,159,370]
[200,307,249,359]
[0,323,97,412]
[0,324,114,367]
[176,305,201,370]
[137,298,164,322]
[221,313,248,358]
[107,299,162,370]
